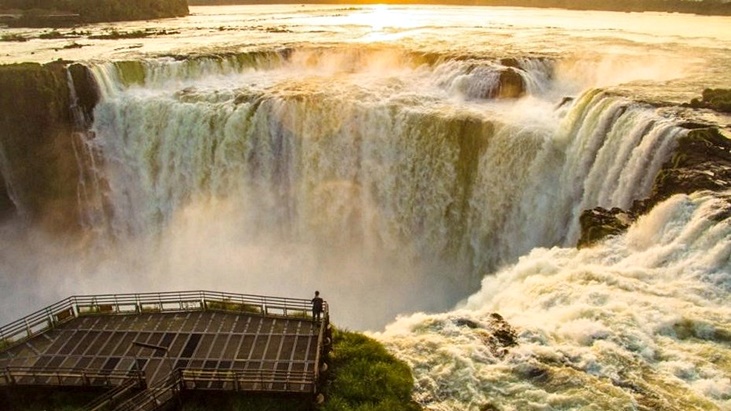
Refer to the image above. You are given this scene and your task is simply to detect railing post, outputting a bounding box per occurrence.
[71,296,79,318]
[48,308,55,328]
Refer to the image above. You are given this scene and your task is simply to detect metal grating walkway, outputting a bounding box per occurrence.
[0,291,330,409]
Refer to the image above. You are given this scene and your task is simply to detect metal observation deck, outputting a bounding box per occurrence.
[0,291,330,410]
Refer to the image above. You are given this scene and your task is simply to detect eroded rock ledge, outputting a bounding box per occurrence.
[578,125,731,247]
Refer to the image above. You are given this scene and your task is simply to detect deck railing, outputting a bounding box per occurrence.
[180,368,315,392]
[0,290,324,352]
[1,366,144,387]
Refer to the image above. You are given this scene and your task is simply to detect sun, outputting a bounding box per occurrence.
[350,5,413,34]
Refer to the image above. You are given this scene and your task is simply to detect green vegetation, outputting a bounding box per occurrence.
[186,0,731,16]
[687,88,731,113]
[0,33,27,42]
[205,299,263,314]
[89,29,150,40]
[0,0,188,27]
[320,328,421,411]
[39,29,65,39]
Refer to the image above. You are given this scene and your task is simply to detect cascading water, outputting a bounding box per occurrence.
[72,47,688,329]
[376,191,731,410]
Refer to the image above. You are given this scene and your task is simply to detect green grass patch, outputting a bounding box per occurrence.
[206,300,262,314]
[320,328,421,411]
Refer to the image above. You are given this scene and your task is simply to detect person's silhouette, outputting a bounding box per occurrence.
[311,291,324,323]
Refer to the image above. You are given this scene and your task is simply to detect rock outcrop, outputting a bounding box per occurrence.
[0,63,80,231]
[578,125,731,247]
[684,89,731,113]
[495,68,526,99]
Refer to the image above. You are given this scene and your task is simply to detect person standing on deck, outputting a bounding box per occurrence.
[311,291,324,323]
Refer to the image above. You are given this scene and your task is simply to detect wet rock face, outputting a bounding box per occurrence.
[577,207,638,248]
[578,126,731,247]
[652,127,731,201]
[0,62,81,231]
[68,63,100,126]
[495,68,526,99]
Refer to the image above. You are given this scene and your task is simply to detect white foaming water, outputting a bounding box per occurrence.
[375,192,731,410]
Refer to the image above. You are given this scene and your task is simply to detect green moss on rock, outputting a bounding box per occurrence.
[686,88,731,113]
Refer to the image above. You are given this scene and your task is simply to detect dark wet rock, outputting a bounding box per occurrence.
[499,57,521,68]
[556,96,574,109]
[578,126,731,247]
[515,363,551,383]
[684,88,731,113]
[578,207,638,248]
[68,63,100,126]
[652,127,731,202]
[453,314,518,358]
[455,318,481,329]
[488,313,519,350]
[495,68,525,99]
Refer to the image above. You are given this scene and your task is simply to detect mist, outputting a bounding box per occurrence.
[0,195,468,331]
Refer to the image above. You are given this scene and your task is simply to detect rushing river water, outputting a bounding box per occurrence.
[1,5,730,410]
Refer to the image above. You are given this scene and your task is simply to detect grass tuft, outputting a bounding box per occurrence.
[320,328,421,411]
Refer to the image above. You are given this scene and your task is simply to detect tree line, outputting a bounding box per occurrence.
[0,0,189,25]
[185,0,731,16]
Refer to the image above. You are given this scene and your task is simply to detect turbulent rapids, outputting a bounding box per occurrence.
[0,5,730,410]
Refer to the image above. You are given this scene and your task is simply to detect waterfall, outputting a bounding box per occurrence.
[65,69,110,238]
[0,138,21,219]
[83,49,686,285]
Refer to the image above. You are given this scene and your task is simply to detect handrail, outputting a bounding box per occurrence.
[83,376,145,411]
[0,290,317,352]
[180,368,315,391]
[1,366,143,387]
[113,370,183,411]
